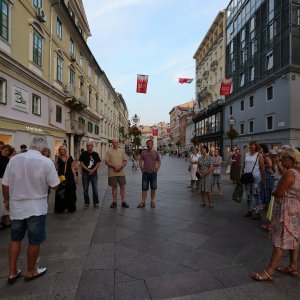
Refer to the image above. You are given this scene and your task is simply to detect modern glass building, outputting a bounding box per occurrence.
[224,0,300,152]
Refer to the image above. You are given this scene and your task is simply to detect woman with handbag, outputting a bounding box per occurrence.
[55,146,78,213]
[187,147,201,191]
[211,149,223,195]
[242,141,265,219]
[230,148,241,184]
[197,146,213,207]
[251,148,300,281]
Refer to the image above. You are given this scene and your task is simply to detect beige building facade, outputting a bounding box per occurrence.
[0,0,128,160]
[193,10,226,151]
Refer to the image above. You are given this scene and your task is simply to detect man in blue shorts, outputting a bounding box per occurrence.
[2,136,60,284]
[137,140,161,208]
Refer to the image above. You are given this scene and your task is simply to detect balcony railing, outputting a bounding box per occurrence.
[63,84,87,110]
[65,119,87,135]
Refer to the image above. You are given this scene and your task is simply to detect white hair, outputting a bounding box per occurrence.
[30,136,48,151]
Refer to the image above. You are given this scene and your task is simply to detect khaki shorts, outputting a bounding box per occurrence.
[108,176,126,188]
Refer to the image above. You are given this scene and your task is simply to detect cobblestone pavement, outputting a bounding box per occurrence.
[0,156,299,299]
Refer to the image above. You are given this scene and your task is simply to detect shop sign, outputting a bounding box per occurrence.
[24,125,50,135]
[12,85,29,113]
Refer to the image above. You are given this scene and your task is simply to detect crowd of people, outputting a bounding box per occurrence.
[186,142,300,282]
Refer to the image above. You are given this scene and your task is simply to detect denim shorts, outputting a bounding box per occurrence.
[11,215,46,245]
[142,173,157,191]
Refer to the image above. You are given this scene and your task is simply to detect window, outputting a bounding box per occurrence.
[56,18,62,40]
[56,105,62,123]
[88,89,91,106]
[79,52,83,67]
[88,122,93,133]
[57,56,63,83]
[268,22,274,41]
[0,77,7,104]
[240,100,245,111]
[95,75,98,85]
[268,0,274,21]
[69,68,75,84]
[96,95,99,113]
[33,0,42,8]
[266,51,273,70]
[240,123,245,135]
[230,106,233,115]
[249,120,254,133]
[33,31,42,66]
[95,125,99,135]
[1,0,8,40]
[87,65,91,77]
[32,94,41,115]
[266,115,274,131]
[249,66,254,81]
[70,38,74,55]
[240,73,245,87]
[249,95,254,108]
[77,23,82,35]
[267,85,273,101]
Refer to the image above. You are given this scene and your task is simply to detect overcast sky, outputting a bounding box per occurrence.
[84,0,229,125]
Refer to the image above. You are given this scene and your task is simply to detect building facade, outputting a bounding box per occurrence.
[0,0,128,160]
[224,0,300,153]
[193,10,227,153]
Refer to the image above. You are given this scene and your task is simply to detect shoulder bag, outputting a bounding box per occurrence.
[240,153,259,184]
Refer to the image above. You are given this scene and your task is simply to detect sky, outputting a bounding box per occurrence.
[84,0,229,125]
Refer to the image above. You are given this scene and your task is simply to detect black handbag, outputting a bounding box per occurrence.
[56,184,66,200]
[240,153,259,184]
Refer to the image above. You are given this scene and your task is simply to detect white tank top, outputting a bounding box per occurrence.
[244,152,260,178]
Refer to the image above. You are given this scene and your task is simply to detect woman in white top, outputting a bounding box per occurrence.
[188,147,201,191]
[243,141,265,219]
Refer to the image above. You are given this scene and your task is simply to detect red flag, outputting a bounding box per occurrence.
[136,74,149,93]
[179,78,193,84]
[220,78,233,96]
[153,129,158,136]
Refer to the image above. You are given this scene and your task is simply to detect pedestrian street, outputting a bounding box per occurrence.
[0,155,299,299]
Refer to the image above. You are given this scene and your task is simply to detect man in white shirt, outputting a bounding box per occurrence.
[2,136,60,284]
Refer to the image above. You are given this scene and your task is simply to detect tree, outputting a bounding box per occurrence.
[128,126,142,154]
[226,127,239,149]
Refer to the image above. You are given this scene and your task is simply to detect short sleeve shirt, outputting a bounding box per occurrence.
[2,150,60,220]
[105,148,126,177]
[140,150,161,173]
[79,151,101,173]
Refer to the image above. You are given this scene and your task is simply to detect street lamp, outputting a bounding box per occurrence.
[227,116,236,150]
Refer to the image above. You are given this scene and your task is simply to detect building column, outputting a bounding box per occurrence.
[70,134,74,158]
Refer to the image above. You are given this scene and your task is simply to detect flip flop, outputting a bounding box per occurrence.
[7,269,22,284]
[277,267,299,277]
[137,202,145,208]
[150,202,155,208]
[251,270,273,281]
[25,267,47,282]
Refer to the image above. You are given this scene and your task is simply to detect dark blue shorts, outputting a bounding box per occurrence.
[11,215,46,245]
[142,173,157,191]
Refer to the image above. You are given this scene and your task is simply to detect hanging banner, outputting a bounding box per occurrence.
[220,78,233,96]
[136,74,149,93]
[153,129,158,136]
[179,78,193,84]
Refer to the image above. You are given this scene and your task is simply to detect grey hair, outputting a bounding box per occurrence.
[30,136,48,151]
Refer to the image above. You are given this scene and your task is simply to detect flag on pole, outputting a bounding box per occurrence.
[178,78,193,84]
[220,78,233,96]
[136,74,149,93]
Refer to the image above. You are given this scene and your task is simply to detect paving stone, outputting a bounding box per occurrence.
[169,230,209,248]
[115,270,140,283]
[115,280,150,300]
[146,270,223,299]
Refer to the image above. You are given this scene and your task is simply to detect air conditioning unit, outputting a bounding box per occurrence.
[37,8,47,22]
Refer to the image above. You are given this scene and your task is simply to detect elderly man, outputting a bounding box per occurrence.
[137,139,161,208]
[2,136,60,283]
[105,139,129,208]
[79,141,101,208]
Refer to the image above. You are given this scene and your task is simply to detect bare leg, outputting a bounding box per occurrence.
[217,183,222,194]
[265,247,283,276]
[120,185,125,202]
[150,189,156,203]
[289,248,299,269]
[112,186,117,203]
[200,191,205,205]
[207,192,213,207]
[191,180,195,189]
[26,244,40,276]
[8,241,21,276]
[142,191,147,203]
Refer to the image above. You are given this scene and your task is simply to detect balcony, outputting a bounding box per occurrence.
[210,60,218,71]
[65,119,87,135]
[63,84,88,110]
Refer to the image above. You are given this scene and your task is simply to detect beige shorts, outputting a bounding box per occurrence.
[108,176,126,188]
